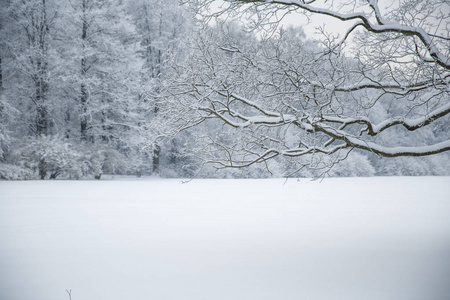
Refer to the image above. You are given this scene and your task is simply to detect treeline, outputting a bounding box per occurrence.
[0,0,193,179]
[0,0,448,179]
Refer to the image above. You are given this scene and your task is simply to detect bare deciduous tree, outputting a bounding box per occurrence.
[175,0,449,173]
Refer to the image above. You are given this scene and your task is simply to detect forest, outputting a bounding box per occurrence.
[0,0,449,180]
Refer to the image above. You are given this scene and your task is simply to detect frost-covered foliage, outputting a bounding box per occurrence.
[0,123,11,162]
[10,136,87,179]
[84,145,127,179]
[4,136,128,179]
[327,152,376,178]
[0,163,35,180]
[158,136,199,178]
[374,154,450,177]
[0,95,17,161]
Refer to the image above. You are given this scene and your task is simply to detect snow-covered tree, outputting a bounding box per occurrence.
[129,0,193,174]
[0,0,144,179]
[177,0,450,174]
[7,0,60,137]
[62,0,141,143]
[0,0,66,178]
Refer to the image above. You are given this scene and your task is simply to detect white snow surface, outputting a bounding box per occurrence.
[1,177,450,300]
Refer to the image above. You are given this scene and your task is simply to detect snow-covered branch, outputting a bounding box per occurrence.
[323,102,450,136]
[234,0,450,70]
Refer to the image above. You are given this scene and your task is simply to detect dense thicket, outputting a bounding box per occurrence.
[0,0,448,179]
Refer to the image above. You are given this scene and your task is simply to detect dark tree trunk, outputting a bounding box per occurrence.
[0,57,2,91]
[152,143,161,174]
[65,109,71,139]
[35,100,48,136]
[35,59,49,136]
[38,158,47,179]
[80,0,90,142]
[80,78,89,141]
[33,0,49,137]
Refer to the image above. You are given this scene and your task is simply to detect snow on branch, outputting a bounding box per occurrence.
[322,102,450,136]
[235,0,450,70]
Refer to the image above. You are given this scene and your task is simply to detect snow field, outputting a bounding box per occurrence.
[1,177,450,300]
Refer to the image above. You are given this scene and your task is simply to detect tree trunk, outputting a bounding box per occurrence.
[65,109,71,139]
[80,0,90,142]
[35,55,49,136]
[38,158,47,179]
[34,0,49,137]
[35,101,48,136]
[152,143,161,175]
[0,57,3,91]
[80,79,89,141]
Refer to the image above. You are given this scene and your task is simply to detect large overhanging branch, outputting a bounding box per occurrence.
[334,77,450,93]
[233,0,450,70]
[198,90,450,163]
[323,102,450,136]
[314,123,450,157]
[209,128,450,169]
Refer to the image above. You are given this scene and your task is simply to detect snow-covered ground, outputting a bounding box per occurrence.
[1,177,450,300]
